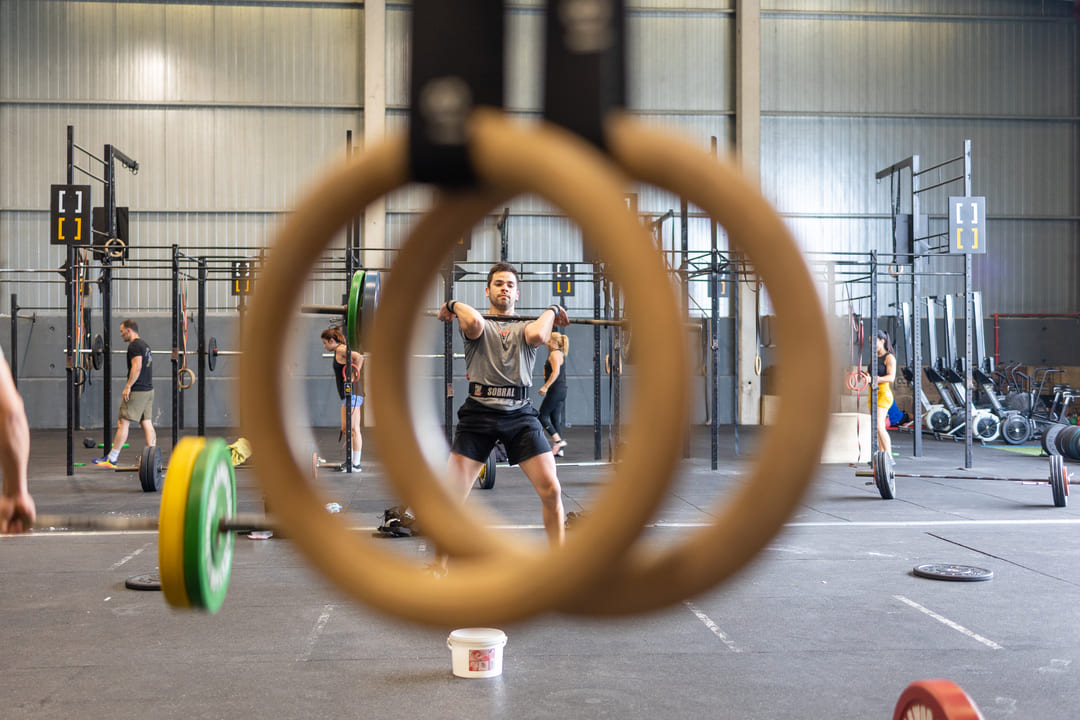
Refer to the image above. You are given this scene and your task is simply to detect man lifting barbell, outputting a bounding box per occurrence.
[429,261,570,575]
[93,319,157,469]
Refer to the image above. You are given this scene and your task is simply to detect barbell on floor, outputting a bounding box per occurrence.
[858,449,1071,507]
[32,436,499,612]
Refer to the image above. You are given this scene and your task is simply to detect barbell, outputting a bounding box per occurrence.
[30,436,498,613]
[860,449,1071,507]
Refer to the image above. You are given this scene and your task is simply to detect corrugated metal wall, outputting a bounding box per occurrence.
[760,1,1079,317]
[0,0,363,312]
[1,1,1077,427]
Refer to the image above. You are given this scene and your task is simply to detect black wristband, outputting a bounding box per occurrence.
[547,304,562,318]
[446,300,458,315]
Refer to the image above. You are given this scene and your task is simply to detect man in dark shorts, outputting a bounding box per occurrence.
[433,262,570,569]
[93,319,156,468]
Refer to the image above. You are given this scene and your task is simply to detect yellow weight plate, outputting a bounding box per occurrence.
[158,436,206,609]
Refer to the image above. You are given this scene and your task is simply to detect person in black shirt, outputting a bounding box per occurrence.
[537,332,569,456]
[320,327,364,472]
[93,319,156,468]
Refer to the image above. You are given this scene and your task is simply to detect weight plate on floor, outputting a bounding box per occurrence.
[158,436,206,609]
[139,445,163,493]
[477,451,496,490]
[183,438,236,613]
[311,450,319,482]
[892,679,985,720]
[912,564,994,582]
[207,336,218,372]
[346,270,365,350]
[125,573,162,591]
[1050,454,1068,508]
[873,450,895,500]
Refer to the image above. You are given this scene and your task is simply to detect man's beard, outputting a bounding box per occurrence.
[490,294,513,312]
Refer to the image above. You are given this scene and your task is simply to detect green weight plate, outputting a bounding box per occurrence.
[139,445,163,493]
[477,451,496,490]
[360,270,381,351]
[346,270,365,350]
[1050,455,1068,508]
[159,437,206,609]
[183,438,236,613]
[912,564,993,582]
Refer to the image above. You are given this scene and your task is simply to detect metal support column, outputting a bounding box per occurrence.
[171,245,180,446]
[963,139,974,469]
[197,258,208,437]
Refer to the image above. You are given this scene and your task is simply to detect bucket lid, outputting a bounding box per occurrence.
[448,627,507,647]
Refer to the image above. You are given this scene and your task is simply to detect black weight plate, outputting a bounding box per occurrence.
[125,573,162,591]
[1043,423,1064,457]
[873,450,895,500]
[477,451,496,490]
[360,270,381,352]
[139,445,163,493]
[83,436,96,449]
[1050,455,1068,508]
[91,333,104,371]
[912,564,994,582]
[1062,427,1080,462]
[207,336,218,372]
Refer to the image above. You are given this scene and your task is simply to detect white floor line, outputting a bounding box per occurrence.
[109,542,151,570]
[684,601,741,652]
[297,604,335,662]
[894,595,1004,650]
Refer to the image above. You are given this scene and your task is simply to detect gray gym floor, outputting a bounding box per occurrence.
[2,427,1078,719]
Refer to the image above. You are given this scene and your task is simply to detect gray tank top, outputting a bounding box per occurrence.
[462,319,537,410]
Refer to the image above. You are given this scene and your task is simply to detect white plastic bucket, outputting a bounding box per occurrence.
[446,628,508,679]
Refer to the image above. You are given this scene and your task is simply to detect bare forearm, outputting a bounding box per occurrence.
[0,397,29,496]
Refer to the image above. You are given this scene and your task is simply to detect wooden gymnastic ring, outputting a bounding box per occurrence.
[178,367,195,390]
[360,113,834,618]
[551,114,833,615]
[239,108,688,627]
[105,237,126,259]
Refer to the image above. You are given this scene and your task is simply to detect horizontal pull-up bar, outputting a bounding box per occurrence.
[913,153,964,177]
[913,174,964,194]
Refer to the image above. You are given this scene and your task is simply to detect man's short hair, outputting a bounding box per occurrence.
[486,261,519,287]
[121,319,138,333]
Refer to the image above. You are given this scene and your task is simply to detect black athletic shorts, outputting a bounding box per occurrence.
[452,398,551,465]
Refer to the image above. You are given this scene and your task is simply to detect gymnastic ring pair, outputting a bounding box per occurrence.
[238,108,833,628]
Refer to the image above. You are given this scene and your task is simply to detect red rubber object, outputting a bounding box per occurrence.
[893,680,985,720]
